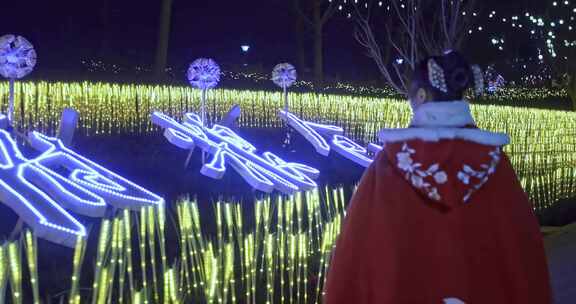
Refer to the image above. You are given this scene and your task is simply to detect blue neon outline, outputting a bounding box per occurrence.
[29,132,164,210]
[0,129,165,247]
[279,111,382,167]
[331,135,373,168]
[152,111,319,194]
[184,112,316,192]
[278,110,344,156]
[0,130,86,247]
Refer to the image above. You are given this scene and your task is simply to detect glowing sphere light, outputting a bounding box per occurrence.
[0,34,37,125]
[272,63,297,89]
[187,58,221,90]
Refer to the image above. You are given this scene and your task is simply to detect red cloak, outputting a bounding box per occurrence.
[324,102,552,304]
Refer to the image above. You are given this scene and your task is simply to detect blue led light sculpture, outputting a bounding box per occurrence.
[152,111,319,194]
[0,122,163,247]
[279,110,382,167]
[272,63,297,112]
[187,58,221,126]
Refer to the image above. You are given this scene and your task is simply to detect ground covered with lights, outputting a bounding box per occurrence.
[0,81,575,303]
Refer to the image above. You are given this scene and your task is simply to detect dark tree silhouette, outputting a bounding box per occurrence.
[154,0,174,78]
[293,0,336,87]
[352,0,476,95]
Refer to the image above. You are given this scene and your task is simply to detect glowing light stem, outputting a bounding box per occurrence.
[201,88,207,163]
[283,86,289,113]
[265,233,274,303]
[147,207,160,303]
[106,217,122,304]
[156,205,168,303]
[91,219,111,304]
[137,209,149,304]
[190,201,205,295]
[123,210,135,300]
[0,245,7,304]
[69,235,87,304]
[8,241,22,304]
[232,204,244,302]
[277,199,286,303]
[8,78,15,126]
[224,203,236,303]
[187,201,203,296]
[96,267,109,304]
[176,204,191,295]
[24,231,40,304]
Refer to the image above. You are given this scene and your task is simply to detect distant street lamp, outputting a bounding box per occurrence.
[241,45,250,66]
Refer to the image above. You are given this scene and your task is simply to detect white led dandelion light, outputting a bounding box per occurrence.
[0,35,37,126]
[272,63,297,112]
[187,58,221,126]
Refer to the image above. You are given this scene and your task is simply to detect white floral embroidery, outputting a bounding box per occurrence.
[458,147,501,203]
[396,143,448,202]
[397,152,414,172]
[434,171,448,184]
[444,298,466,304]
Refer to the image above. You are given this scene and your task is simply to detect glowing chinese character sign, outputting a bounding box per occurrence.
[151,112,319,194]
[279,110,382,167]
[0,130,163,247]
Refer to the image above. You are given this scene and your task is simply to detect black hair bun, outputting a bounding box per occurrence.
[449,67,472,91]
[439,51,473,92]
[410,50,476,101]
[431,50,474,99]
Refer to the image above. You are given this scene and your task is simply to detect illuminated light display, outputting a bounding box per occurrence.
[0,81,573,210]
[272,63,297,113]
[278,110,344,156]
[0,129,163,247]
[0,34,37,125]
[331,135,375,167]
[151,111,320,194]
[279,110,380,167]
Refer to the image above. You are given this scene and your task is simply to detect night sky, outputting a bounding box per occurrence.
[0,0,545,81]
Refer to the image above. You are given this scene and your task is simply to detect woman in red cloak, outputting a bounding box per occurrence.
[323,51,552,304]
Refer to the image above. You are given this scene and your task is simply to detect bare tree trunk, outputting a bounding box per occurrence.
[313,24,324,88]
[313,0,324,88]
[294,11,307,73]
[98,0,111,57]
[154,0,174,78]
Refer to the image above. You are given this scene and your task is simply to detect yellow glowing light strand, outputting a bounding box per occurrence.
[8,241,22,304]
[69,235,87,304]
[0,245,7,304]
[24,231,40,304]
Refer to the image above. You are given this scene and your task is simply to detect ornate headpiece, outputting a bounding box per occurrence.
[471,65,484,96]
[428,59,448,93]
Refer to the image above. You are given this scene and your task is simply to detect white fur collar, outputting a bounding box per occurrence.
[379,101,510,146]
[410,101,475,127]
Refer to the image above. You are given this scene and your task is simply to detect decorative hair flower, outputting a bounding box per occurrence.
[471,65,485,96]
[0,35,37,79]
[187,58,221,90]
[272,63,297,88]
[427,58,448,93]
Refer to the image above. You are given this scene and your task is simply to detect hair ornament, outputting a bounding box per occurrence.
[428,58,448,93]
[471,65,484,96]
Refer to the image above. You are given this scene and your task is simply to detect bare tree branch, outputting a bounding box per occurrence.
[293,0,314,27]
[352,0,477,96]
[321,1,337,24]
[354,19,408,93]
